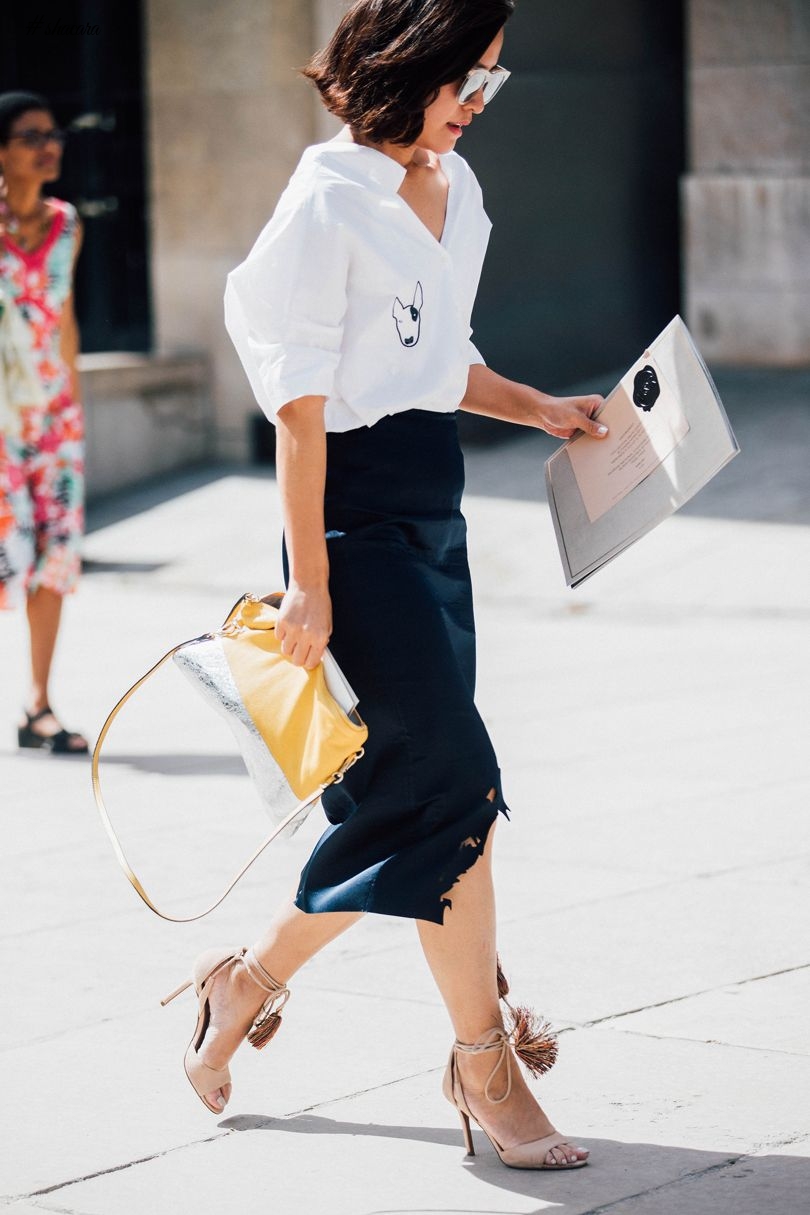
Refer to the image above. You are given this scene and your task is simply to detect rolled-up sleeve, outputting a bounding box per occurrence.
[224,193,349,423]
[467,332,486,367]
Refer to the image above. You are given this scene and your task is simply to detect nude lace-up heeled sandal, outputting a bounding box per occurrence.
[442,960,588,1170]
[443,1030,588,1169]
[161,945,290,1113]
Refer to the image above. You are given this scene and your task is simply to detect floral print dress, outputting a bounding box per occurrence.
[0,198,83,608]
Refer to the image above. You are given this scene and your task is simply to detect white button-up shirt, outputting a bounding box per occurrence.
[224,136,492,433]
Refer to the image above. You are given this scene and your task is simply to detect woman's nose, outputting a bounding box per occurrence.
[464,89,486,116]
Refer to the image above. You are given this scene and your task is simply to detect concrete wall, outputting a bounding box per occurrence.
[144,0,320,459]
[80,352,212,500]
[684,0,810,364]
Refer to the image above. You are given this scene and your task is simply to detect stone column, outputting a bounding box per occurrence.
[145,0,318,458]
[683,0,810,364]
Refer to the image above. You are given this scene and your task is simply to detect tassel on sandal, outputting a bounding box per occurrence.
[496,956,558,1078]
[242,946,291,1049]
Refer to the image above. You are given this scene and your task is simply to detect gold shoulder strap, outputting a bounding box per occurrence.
[91,635,322,923]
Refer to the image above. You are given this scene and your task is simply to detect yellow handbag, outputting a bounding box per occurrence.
[92,592,367,922]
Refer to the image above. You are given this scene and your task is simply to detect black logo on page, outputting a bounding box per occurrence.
[633,365,660,412]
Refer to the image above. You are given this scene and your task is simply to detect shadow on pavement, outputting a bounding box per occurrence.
[82,558,168,575]
[85,463,259,533]
[221,1115,810,1210]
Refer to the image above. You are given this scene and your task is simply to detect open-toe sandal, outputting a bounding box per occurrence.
[443,963,588,1170]
[18,706,89,754]
[161,945,290,1113]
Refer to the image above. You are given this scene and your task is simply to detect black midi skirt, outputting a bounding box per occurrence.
[288,409,509,925]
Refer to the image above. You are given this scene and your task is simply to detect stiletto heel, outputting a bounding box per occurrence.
[458,1108,475,1156]
[163,945,292,1113]
[443,1028,589,1170]
[160,978,193,1006]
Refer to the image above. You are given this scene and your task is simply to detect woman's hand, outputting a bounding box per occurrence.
[276,581,333,670]
[533,392,609,440]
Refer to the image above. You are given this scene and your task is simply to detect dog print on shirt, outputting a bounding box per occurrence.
[392,282,424,347]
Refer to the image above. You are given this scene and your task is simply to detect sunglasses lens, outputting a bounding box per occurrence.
[458,68,509,106]
[22,130,66,148]
[458,70,486,104]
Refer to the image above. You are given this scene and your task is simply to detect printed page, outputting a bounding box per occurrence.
[566,354,690,523]
[544,316,740,587]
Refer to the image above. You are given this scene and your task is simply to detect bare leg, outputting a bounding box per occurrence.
[417,822,587,1165]
[22,588,86,748]
[27,586,62,713]
[200,899,361,1108]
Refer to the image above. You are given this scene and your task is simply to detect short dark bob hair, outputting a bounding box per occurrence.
[303,0,515,147]
[0,91,51,144]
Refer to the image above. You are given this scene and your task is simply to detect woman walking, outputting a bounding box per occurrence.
[171,0,608,1169]
[0,91,87,753]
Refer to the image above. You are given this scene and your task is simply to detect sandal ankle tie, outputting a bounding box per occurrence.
[454,1030,513,1105]
[242,946,290,1050]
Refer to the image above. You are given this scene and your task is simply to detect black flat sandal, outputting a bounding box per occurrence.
[18,707,89,755]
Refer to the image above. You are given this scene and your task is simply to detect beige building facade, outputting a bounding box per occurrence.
[144,0,344,460]
[137,0,807,465]
[684,0,810,365]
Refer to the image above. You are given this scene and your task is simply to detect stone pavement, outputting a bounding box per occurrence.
[1,368,808,1214]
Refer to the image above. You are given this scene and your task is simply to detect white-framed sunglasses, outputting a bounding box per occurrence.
[457,64,511,105]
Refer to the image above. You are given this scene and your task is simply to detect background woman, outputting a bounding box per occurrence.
[170,0,608,1169]
[0,91,87,754]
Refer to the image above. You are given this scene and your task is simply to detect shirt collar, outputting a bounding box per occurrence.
[306,134,408,195]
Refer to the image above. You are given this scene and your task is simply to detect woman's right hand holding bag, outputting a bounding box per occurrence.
[276,581,333,671]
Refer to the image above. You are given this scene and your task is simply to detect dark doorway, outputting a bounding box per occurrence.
[1,0,151,352]
[463,1,685,392]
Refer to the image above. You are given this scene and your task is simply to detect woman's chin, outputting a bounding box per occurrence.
[36,167,61,185]
[419,131,458,156]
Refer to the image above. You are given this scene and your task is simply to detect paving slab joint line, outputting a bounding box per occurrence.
[499,852,810,932]
[582,961,810,1029]
[275,1035,579,1122]
[0,1003,174,1057]
[607,1026,810,1058]
[767,1131,809,1152]
[5,1064,457,1204]
[218,1062,464,1131]
[578,1153,744,1215]
[7,1131,226,1203]
[3,1202,79,1215]
[283,1063,445,1119]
